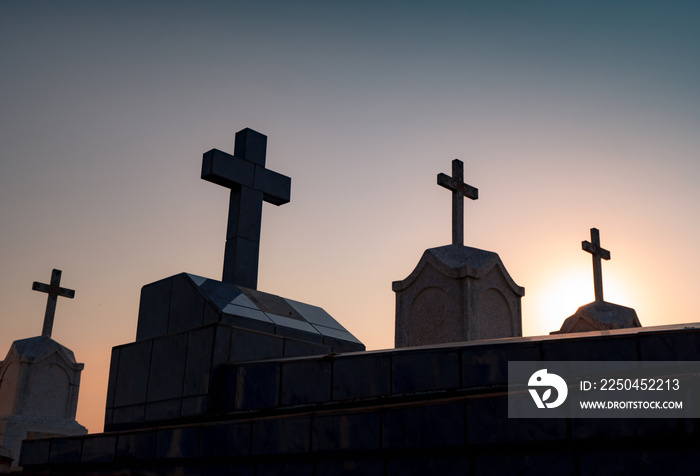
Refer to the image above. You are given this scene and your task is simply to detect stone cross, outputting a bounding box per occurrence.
[582,228,611,302]
[201,128,291,289]
[32,269,75,339]
[437,159,478,246]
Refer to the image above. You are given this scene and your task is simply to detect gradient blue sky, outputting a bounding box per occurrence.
[1,1,699,432]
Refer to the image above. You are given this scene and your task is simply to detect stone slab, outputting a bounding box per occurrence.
[133,273,364,350]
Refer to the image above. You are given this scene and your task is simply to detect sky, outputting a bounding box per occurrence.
[1,1,699,433]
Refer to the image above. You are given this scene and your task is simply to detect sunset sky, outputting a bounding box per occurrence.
[1,1,698,433]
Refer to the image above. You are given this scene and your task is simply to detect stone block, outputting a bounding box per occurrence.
[169,275,205,335]
[462,341,541,387]
[229,328,284,361]
[199,279,256,309]
[202,302,220,327]
[234,362,280,410]
[383,401,465,449]
[466,395,567,444]
[312,324,364,346]
[183,327,214,396]
[19,439,50,466]
[392,349,460,394]
[267,313,323,343]
[221,305,275,334]
[212,365,237,413]
[181,396,208,417]
[199,422,251,458]
[48,437,82,464]
[112,404,146,427]
[155,427,200,459]
[115,430,156,462]
[105,347,120,409]
[312,411,381,452]
[251,416,311,455]
[284,298,345,330]
[81,435,117,463]
[280,359,331,406]
[201,148,255,189]
[638,329,700,360]
[136,277,172,341]
[223,237,260,286]
[113,340,152,407]
[540,334,638,361]
[321,335,365,353]
[212,325,232,367]
[332,353,391,401]
[254,166,291,205]
[146,333,187,403]
[283,339,329,358]
[145,399,181,422]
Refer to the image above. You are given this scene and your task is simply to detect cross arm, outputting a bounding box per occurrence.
[582,241,611,260]
[202,149,290,206]
[255,168,290,205]
[437,173,478,200]
[32,281,75,298]
[201,149,255,189]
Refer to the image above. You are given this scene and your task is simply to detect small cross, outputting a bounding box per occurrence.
[32,269,75,339]
[582,228,611,302]
[201,128,291,289]
[437,159,478,246]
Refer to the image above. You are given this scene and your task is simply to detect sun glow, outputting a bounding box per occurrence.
[527,264,640,337]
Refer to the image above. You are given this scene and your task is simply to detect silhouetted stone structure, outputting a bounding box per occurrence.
[0,270,85,467]
[20,323,700,474]
[68,129,360,436]
[202,128,291,289]
[554,228,642,333]
[394,159,524,346]
[21,132,698,476]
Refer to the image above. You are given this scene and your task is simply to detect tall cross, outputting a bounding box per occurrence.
[201,128,291,289]
[437,159,478,246]
[32,269,75,339]
[582,228,611,302]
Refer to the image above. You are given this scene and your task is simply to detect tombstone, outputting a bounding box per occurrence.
[553,228,641,333]
[0,270,86,466]
[393,159,524,347]
[103,128,364,431]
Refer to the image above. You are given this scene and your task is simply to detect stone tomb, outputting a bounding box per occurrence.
[102,129,363,431]
[394,159,524,347]
[554,228,641,334]
[106,273,364,431]
[0,270,86,466]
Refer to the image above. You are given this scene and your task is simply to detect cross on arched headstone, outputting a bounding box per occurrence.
[437,159,478,246]
[582,228,611,302]
[201,128,291,289]
[32,269,75,339]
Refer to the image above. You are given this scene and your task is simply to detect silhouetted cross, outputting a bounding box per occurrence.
[582,228,611,302]
[32,269,75,339]
[201,128,291,289]
[437,159,478,246]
